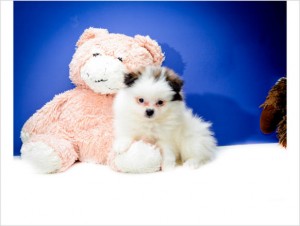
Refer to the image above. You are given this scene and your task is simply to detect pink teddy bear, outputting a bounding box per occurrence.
[21,28,164,173]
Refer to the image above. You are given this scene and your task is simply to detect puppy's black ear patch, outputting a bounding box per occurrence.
[172,93,183,101]
[124,73,138,87]
[124,68,144,87]
[165,68,184,101]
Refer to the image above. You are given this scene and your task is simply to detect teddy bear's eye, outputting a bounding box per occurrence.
[117,57,123,62]
[93,53,100,57]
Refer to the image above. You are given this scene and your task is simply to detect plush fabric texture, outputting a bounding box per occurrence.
[21,27,164,173]
[70,28,165,89]
[260,77,287,148]
[23,89,114,164]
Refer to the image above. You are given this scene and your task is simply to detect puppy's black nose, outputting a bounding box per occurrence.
[146,109,154,117]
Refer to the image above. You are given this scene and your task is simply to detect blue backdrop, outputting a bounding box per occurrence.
[14,1,286,156]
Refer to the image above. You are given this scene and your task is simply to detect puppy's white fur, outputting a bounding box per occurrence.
[113,66,217,170]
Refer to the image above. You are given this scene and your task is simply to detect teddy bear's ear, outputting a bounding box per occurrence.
[76,27,109,47]
[134,35,165,65]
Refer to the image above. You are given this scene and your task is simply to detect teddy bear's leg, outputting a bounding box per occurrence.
[21,134,78,173]
[109,141,162,173]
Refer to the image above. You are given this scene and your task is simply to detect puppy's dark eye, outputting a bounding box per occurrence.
[93,53,100,57]
[138,98,144,103]
[117,57,123,62]
[156,100,164,106]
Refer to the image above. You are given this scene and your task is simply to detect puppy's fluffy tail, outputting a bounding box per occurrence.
[180,109,217,166]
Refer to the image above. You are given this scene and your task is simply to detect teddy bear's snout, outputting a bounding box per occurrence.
[85,65,110,81]
[85,71,108,82]
[82,56,125,84]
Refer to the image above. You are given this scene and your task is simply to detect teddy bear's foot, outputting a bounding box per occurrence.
[114,141,162,173]
[21,141,62,173]
[21,134,78,173]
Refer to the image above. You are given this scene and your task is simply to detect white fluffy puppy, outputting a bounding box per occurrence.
[113,66,217,170]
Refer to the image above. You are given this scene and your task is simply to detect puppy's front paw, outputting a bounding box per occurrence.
[183,158,210,169]
[113,139,132,154]
[162,160,176,171]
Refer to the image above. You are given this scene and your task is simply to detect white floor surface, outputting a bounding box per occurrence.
[1,143,299,225]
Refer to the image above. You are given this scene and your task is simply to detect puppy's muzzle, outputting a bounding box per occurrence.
[145,109,155,118]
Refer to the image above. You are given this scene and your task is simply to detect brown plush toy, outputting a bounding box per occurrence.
[260,77,287,148]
